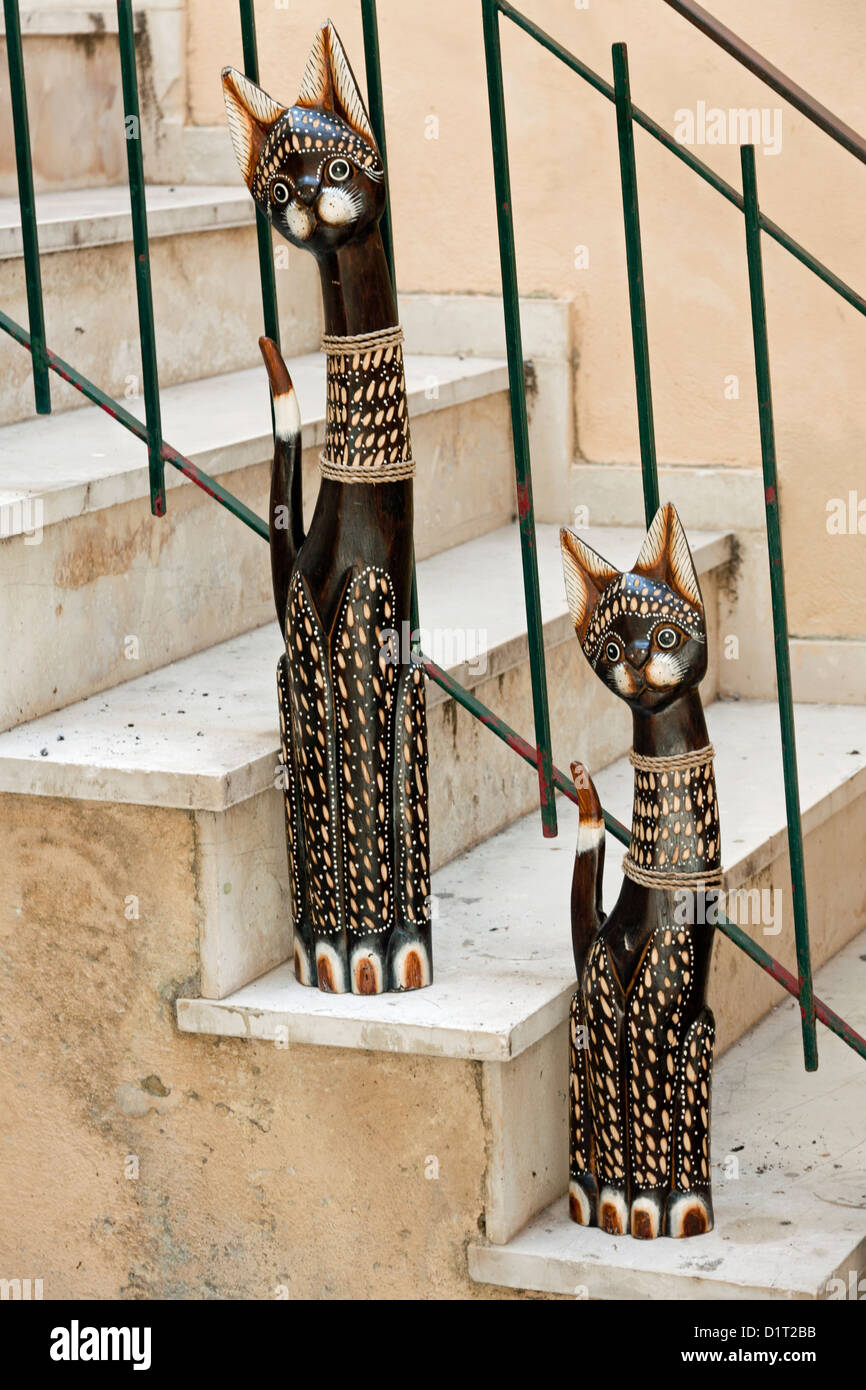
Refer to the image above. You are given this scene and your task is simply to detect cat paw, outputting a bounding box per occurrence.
[386,930,432,992]
[630,1189,664,1240]
[349,945,386,994]
[598,1184,629,1235]
[314,942,349,994]
[568,1173,598,1227]
[292,938,316,988]
[665,1189,714,1237]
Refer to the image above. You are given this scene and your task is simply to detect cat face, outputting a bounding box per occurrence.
[561,504,707,711]
[222,22,385,256]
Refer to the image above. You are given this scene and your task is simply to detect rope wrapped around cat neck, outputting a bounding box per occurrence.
[321,325,405,354]
[629,744,715,773]
[623,742,723,889]
[621,857,723,890]
[319,324,415,483]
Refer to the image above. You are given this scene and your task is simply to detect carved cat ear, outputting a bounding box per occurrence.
[633,503,703,610]
[296,20,377,148]
[221,67,287,187]
[560,528,620,644]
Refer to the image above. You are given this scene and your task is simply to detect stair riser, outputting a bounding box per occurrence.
[1,395,515,730]
[0,784,490,1299]
[0,226,320,426]
[0,461,274,733]
[0,21,181,197]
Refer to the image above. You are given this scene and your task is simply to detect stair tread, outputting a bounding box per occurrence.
[0,524,729,806]
[0,184,254,259]
[175,697,865,1060]
[0,352,508,533]
[468,929,866,1299]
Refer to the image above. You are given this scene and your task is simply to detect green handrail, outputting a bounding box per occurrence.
[0,306,269,539]
[117,0,165,517]
[612,43,659,525]
[662,0,866,165]
[358,0,420,639]
[480,2,846,1072]
[0,0,862,1071]
[741,144,817,1070]
[2,0,50,413]
[360,0,396,297]
[481,0,558,836]
[496,1,865,320]
[238,0,281,349]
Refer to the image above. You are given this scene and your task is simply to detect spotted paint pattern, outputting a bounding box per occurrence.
[334,566,397,937]
[570,927,715,1214]
[569,990,594,1178]
[628,759,720,877]
[286,575,344,941]
[393,661,430,929]
[673,1012,714,1194]
[583,572,704,669]
[323,342,411,475]
[251,105,384,206]
[276,652,304,927]
[627,927,694,1192]
[582,940,627,1188]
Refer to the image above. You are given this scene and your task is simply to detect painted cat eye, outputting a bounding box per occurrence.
[271,180,290,205]
[327,158,352,182]
[655,626,681,649]
[604,640,622,663]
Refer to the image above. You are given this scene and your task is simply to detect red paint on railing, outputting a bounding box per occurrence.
[515,479,532,520]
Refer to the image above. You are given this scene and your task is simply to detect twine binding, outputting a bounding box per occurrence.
[629,743,715,773]
[624,742,721,887]
[321,325,404,355]
[622,855,723,890]
[319,323,412,481]
[319,450,415,483]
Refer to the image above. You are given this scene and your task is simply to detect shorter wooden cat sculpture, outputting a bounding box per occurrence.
[560,504,720,1239]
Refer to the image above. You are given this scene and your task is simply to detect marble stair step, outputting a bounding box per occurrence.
[0,349,512,730]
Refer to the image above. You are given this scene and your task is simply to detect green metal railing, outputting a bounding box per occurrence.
[479,0,866,1071]
[2,0,49,413]
[117,0,164,515]
[481,0,557,834]
[2,0,864,1067]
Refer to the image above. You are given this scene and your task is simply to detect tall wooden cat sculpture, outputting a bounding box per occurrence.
[560,504,720,1238]
[222,22,430,995]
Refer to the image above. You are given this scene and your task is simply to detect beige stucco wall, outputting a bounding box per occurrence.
[0,793,556,1299]
[3,779,863,1298]
[187,0,866,639]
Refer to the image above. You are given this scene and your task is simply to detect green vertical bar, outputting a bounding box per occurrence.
[239,0,281,348]
[482,0,557,836]
[612,43,659,525]
[359,0,418,636]
[360,0,396,297]
[117,0,164,516]
[3,0,50,413]
[741,143,817,1072]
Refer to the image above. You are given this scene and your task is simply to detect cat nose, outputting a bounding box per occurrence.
[626,639,651,670]
[294,178,320,207]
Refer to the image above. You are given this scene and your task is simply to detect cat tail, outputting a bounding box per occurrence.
[569,761,606,980]
[259,337,305,634]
